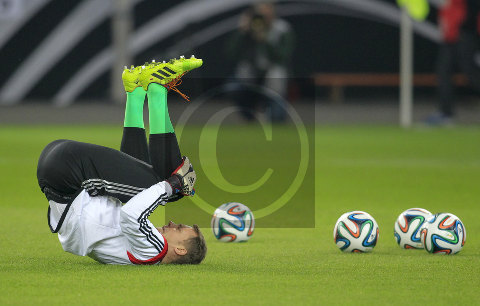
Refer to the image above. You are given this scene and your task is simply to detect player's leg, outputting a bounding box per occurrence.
[140,56,203,180]
[436,43,455,118]
[264,65,288,122]
[36,57,203,205]
[120,66,150,163]
[37,139,160,204]
[147,83,182,180]
[234,63,257,121]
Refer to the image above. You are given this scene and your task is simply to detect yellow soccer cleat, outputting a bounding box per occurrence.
[138,55,203,100]
[122,65,144,93]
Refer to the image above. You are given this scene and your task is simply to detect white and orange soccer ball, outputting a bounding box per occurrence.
[333,211,379,252]
[394,208,432,249]
[420,213,466,255]
[211,202,254,242]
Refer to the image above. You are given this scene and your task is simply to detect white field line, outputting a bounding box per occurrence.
[319,158,480,169]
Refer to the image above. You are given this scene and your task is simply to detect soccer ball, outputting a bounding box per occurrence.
[420,213,466,255]
[333,211,379,252]
[211,202,255,242]
[394,208,432,249]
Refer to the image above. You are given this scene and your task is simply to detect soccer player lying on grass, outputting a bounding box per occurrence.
[37,56,206,265]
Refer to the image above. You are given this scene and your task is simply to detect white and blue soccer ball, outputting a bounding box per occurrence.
[420,213,466,255]
[394,208,432,249]
[333,211,379,252]
[211,202,255,242]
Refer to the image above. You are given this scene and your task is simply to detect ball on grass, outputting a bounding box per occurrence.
[420,213,466,255]
[333,211,379,253]
[394,208,432,249]
[211,202,255,242]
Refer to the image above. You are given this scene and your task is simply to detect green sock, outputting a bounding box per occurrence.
[147,83,174,134]
[124,87,146,128]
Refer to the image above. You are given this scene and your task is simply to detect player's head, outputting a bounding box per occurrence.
[158,221,207,264]
[254,2,276,25]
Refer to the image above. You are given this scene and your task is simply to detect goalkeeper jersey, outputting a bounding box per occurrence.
[48,182,172,265]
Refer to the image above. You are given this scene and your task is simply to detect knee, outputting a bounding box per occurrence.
[37,139,73,173]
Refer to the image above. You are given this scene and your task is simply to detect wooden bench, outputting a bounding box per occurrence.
[313,73,468,103]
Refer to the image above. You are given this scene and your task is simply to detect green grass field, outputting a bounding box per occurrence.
[1,124,479,305]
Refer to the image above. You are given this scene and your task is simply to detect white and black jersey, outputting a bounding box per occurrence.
[37,135,183,265]
[49,182,172,265]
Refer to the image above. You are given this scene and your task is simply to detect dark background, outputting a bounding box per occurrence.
[0,0,441,101]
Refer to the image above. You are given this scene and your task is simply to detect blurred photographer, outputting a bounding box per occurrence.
[226,2,295,122]
[428,0,480,125]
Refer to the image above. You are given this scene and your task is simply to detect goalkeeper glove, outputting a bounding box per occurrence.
[166,156,196,196]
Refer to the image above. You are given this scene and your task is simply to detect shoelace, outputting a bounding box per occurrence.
[164,72,190,101]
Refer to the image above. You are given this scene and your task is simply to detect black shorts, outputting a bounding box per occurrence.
[37,139,160,205]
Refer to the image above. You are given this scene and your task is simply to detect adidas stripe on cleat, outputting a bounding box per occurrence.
[138,56,203,100]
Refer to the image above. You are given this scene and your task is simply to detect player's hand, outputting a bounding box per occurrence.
[166,156,196,196]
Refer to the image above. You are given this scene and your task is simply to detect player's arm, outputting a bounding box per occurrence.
[119,157,196,264]
[119,181,170,264]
